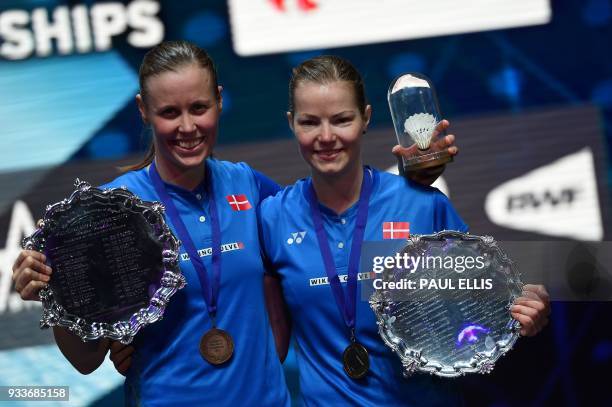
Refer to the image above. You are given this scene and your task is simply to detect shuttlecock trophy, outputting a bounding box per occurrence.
[388,73,452,171]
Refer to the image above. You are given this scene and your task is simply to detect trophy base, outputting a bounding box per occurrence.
[404,150,453,171]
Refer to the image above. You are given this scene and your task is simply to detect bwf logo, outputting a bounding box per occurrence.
[506,188,579,211]
[485,148,603,241]
[269,0,317,11]
[287,231,307,245]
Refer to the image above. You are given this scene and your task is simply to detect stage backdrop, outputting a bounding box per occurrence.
[1,1,610,406]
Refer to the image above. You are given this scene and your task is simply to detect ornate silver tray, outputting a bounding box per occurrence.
[22,180,184,344]
[370,231,522,377]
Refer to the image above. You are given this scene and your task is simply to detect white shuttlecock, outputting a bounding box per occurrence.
[403,113,438,150]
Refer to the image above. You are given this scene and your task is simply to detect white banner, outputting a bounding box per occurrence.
[228,0,551,56]
[485,148,604,241]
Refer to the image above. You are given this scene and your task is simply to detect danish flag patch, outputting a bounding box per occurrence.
[382,222,410,239]
[226,194,252,211]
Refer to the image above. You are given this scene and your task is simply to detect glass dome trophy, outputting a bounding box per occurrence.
[388,73,452,171]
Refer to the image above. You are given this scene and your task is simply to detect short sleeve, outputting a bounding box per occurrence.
[252,169,282,202]
[256,196,280,277]
[433,191,469,233]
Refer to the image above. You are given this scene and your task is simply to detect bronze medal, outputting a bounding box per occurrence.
[199,328,234,365]
[343,342,369,379]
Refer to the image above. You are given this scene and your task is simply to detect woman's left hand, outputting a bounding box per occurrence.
[510,284,551,337]
[392,120,458,186]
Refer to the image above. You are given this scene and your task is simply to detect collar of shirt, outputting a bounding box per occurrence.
[146,164,209,202]
[300,166,380,222]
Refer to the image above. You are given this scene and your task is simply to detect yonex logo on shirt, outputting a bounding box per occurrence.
[309,272,375,286]
[180,241,245,261]
[226,194,252,211]
[287,231,306,245]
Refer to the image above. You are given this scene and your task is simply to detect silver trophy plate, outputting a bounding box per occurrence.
[22,179,185,344]
[369,231,522,377]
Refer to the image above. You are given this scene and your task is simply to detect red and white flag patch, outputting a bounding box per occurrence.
[226,194,252,211]
[382,222,410,239]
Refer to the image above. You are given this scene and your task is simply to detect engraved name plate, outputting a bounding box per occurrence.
[22,180,185,344]
[369,231,522,377]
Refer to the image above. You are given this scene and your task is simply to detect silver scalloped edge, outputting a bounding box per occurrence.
[23,180,184,344]
[369,230,523,378]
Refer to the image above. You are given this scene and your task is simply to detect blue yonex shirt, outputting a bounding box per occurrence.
[259,167,468,406]
[103,158,289,407]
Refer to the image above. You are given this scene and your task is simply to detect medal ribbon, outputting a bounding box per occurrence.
[149,161,222,320]
[307,168,373,335]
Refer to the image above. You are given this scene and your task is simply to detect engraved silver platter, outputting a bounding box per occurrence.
[369,231,523,377]
[22,179,185,344]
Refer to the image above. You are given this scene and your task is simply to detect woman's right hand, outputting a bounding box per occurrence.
[109,341,134,376]
[12,250,52,301]
[392,120,458,186]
